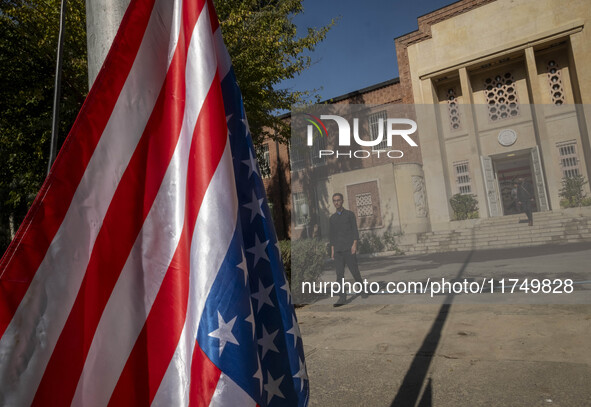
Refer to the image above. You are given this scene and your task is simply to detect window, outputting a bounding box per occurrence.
[484,72,519,121]
[267,202,274,220]
[289,137,306,171]
[259,143,270,178]
[368,110,388,151]
[547,60,565,106]
[446,88,462,131]
[346,181,382,229]
[557,141,580,178]
[454,161,472,194]
[355,193,373,217]
[292,192,308,226]
[310,132,327,167]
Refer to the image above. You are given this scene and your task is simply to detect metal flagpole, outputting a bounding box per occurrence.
[47,0,67,175]
[86,0,131,87]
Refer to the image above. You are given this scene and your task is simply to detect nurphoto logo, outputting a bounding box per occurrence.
[304,113,418,159]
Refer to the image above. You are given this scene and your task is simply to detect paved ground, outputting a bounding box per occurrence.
[294,243,591,406]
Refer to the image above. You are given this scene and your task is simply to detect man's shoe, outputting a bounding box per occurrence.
[528,221,533,226]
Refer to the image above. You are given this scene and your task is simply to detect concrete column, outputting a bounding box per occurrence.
[524,46,558,210]
[568,32,591,105]
[86,0,131,87]
[568,32,591,185]
[393,163,430,236]
[458,67,488,218]
[416,78,452,230]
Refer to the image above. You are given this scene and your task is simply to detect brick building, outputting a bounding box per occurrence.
[262,0,591,245]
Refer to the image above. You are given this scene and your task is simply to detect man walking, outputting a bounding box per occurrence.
[517,177,535,226]
[329,193,364,304]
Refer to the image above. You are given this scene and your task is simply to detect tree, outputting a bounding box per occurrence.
[449,193,479,220]
[214,0,334,145]
[0,0,333,254]
[559,174,588,208]
[0,0,88,252]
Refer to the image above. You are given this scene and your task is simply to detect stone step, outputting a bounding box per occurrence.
[418,226,591,240]
[412,234,590,248]
[399,209,591,254]
[417,230,591,244]
[420,219,589,235]
[403,237,591,254]
[425,219,554,233]
[413,229,591,243]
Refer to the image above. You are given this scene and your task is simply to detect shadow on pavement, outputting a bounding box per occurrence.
[390,250,474,407]
[349,241,591,281]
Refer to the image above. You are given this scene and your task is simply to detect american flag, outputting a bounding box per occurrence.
[0,0,308,405]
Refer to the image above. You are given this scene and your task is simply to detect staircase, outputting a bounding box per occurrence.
[399,207,591,255]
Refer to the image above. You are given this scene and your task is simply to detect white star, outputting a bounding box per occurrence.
[253,356,263,395]
[280,280,292,304]
[236,250,248,285]
[242,191,265,223]
[245,299,255,339]
[242,116,251,137]
[286,314,301,348]
[208,312,239,356]
[258,325,279,359]
[264,371,285,404]
[251,279,274,313]
[293,357,308,392]
[226,114,233,138]
[241,149,259,179]
[246,235,269,267]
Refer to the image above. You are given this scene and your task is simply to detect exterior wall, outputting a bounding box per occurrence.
[331,80,403,105]
[395,0,497,104]
[326,163,402,239]
[402,0,591,230]
[284,80,426,240]
[406,0,588,83]
[261,132,291,240]
[393,163,430,234]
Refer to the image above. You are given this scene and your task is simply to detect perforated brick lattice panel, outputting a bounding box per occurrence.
[356,193,374,217]
[447,88,462,131]
[484,72,519,121]
[547,60,565,106]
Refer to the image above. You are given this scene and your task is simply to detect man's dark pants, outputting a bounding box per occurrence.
[522,200,533,223]
[334,250,363,302]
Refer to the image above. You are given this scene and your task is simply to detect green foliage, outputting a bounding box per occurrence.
[382,230,403,254]
[290,238,326,291]
[358,232,384,254]
[0,0,88,253]
[450,193,479,220]
[559,175,588,208]
[358,231,403,255]
[213,0,335,145]
[0,1,333,254]
[278,239,291,280]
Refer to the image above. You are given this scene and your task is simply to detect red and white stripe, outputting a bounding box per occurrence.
[0,0,253,405]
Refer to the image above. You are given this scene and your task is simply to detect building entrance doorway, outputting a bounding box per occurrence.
[494,153,537,215]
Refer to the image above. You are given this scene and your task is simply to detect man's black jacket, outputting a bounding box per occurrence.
[329,209,360,252]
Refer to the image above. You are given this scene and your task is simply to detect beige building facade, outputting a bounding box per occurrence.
[403,0,591,230]
[267,0,591,244]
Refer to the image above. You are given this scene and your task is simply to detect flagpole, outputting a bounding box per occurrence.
[47,0,130,174]
[86,0,130,87]
[48,0,67,175]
